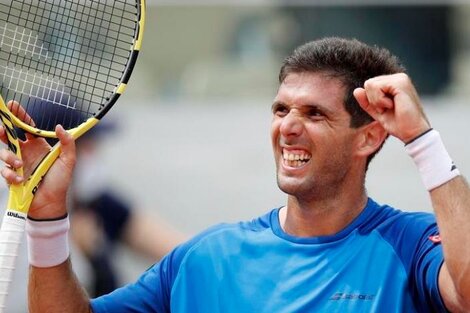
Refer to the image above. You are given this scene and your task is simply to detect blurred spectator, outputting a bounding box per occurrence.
[69,120,187,296]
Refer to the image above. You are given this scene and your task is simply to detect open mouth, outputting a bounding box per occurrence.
[282,150,311,168]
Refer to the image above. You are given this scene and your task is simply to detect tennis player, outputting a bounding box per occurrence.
[1,37,469,312]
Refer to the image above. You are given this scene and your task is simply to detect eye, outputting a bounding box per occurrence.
[306,107,324,119]
[272,103,289,117]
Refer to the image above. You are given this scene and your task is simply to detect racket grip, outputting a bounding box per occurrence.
[0,212,26,312]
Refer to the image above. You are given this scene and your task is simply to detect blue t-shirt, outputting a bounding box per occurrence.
[90,198,448,312]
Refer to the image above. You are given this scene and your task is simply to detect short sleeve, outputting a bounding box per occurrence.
[378,212,449,312]
[90,223,229,312]
[90,255,173,313]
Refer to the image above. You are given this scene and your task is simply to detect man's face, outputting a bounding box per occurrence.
[271,72,360,200]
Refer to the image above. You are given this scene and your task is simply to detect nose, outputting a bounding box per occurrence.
[279,110,303,137]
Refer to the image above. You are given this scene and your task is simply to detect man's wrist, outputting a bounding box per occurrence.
[28,213,68,222]
[26,214,70,268]
[404,128,434,145]
[405,129,460,191]
[28,203,68,221]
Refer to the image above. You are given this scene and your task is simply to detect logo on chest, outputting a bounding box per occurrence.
[329,292,375,301]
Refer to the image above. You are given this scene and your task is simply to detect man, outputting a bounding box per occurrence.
[1,37,469,312]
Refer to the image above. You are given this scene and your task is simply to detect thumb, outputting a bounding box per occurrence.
[353,88,372,115]
[55,124,76,168]
[353,87,383,120]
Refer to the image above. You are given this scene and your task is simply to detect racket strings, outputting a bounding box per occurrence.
[0,0,138,131]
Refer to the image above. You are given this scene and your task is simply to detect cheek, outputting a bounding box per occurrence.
[308,129,355,161]
[320,137,355,167]
[270,121,280,144]
[303,124,327,145]
[306,123,348,143]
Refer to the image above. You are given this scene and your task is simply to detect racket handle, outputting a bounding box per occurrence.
[0,212,26,312]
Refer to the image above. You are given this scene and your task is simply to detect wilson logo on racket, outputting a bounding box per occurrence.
[6,211,26,221]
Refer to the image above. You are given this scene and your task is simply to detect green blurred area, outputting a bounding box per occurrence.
[128,4,470,102]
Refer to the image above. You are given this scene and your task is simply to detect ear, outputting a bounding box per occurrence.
[354,121,388,159]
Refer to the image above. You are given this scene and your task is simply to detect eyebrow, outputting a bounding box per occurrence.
[271,100,334,116]
[271,101,284,111]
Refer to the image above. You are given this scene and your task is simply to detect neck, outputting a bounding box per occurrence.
[279,182,368,237]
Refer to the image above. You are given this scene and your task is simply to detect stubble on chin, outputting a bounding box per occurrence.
[276,172,314,197]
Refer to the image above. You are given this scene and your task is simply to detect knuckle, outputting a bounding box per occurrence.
[395,73,410,84]
[0,167,11,181]
[0,149,7,162]
[364,79,374,89]
[364,77,380,91]
[3,169,19,184]
[1,151,12,164]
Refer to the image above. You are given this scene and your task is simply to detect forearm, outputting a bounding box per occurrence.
[29,259,92,313]
[123,212,187,260]
[431,176,470,299]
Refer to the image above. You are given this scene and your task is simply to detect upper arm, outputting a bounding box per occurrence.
[431,176,470,312]
[439,262,466,313]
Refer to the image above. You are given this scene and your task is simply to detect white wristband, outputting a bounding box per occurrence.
[405,129,460,191]
[26,216,70,268]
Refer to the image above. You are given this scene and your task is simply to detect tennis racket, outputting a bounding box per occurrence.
[0,0,145,309]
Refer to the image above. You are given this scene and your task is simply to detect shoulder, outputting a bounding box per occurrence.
[363,201,441,271]
[154,208,276,274]
[360,200,437,238]
[373,205,438,241]
[174,209,274,259]
[90,209,277,312]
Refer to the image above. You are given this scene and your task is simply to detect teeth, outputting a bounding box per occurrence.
[283,152,311,161]
[285,159,307,168]
[282,150,311,167]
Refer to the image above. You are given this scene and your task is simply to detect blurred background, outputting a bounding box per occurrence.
[98,0,470,282]
[2,0,470,310]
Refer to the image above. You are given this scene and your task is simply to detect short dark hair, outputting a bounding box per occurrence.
[279,37,405,166]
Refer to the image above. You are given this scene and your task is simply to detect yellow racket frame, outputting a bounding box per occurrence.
[0,0,145,216]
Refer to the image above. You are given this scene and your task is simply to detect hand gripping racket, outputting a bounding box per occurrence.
[0,0,145,309]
